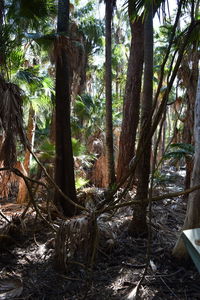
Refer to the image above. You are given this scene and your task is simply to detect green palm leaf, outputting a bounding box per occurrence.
[164,143,194,160]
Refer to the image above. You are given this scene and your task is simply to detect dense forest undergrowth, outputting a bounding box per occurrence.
[0,0,200,299]
[0,167,200,299]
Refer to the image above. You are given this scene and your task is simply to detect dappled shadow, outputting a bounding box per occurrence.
[0,168,200,299]
[0,218,200,299]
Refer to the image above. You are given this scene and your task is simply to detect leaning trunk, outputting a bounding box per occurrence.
[129,5,153,235]
[173,70,200,258]
[54,0,77,216]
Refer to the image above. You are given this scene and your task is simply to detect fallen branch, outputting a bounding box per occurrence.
[0,211,11,223]
[99,183,200,214]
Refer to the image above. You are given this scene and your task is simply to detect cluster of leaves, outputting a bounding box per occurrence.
[164,143,194,160]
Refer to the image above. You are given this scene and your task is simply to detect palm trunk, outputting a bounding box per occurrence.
[173,69,200,258]
[129,5,153,235]
[162,119,166,157]
[115,67,119,97]
[182,53,199,191]
[105,0,116,187]
[0,0,3,28]
[117,14,144,182]
[77,54,88,96]
[24,104,36,172]
[54,0,77,216]
[16,104,36,204]
[0,0,4,66]
[50,105,56,144]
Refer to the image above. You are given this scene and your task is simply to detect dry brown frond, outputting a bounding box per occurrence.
[54,210,118,269]
[51,35,71,65]
[0,170,11,198]
[0,76,27,167]
[91,154,109,187]
[0,160,17,198]
[50,23,85,101]
[54,214,96,269]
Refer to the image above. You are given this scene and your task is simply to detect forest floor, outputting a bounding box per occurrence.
[0,168,200,300]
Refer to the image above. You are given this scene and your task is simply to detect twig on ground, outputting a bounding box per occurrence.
[159,275,181,299]
[0,211,11,223]
[20,200,32,219]
[145,268,184,278]
[99,183,200,215]
[122,262,146,268]
[58,274,85,282]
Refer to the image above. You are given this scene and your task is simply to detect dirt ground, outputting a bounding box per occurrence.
[0,169,200,300]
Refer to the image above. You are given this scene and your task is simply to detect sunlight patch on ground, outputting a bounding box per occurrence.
[177,169,186,177]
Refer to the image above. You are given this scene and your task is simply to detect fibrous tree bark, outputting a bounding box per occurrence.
[173,69,200,258]
[128,4,153,235]
[17,104,36,204]
[180,53,199,190]
[0,0,4,67]
[0,0,3,33]
[0,0,3,24]
[54,0,77,216]
[105,0,116,187]
[117,7,144,182]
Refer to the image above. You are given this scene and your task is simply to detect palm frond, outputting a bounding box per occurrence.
[174,20,200,50]
[24,32,55,52]
[15,69,42,86]
[75,177,89,189]
[0,76,27,166]
[163,150,188,160]
[9,48,25,73]
[169,143,194,154]
[38,138,55,161]
[6,0,56,30]
[72,138,86,157]
[163,143,194,160]
[55,210,117,264]
[0,24,18,65]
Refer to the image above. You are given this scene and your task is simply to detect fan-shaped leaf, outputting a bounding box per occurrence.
[163,143,194,161]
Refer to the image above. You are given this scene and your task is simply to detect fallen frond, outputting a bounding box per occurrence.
[54,211,118,271]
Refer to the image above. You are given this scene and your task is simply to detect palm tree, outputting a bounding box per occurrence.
[180,52,199,190]
[173,69,200,258]
[128,2,154,235]
[54,0,77,216]
[127,0,200,236]
[117,0,144,182]
[105,0,116,187]
[0,0,5,69]
[172,0,200,257]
